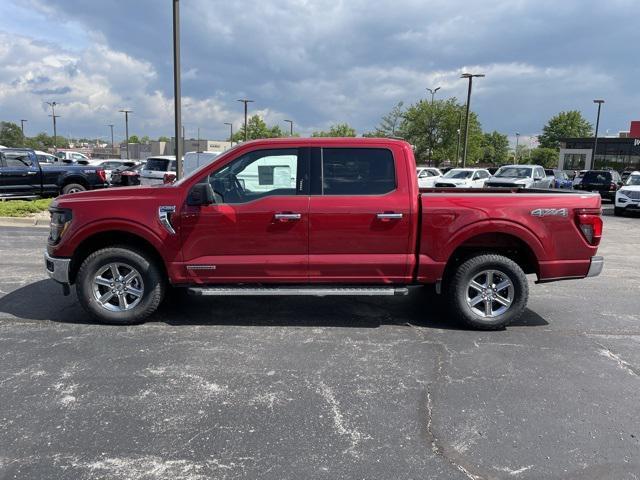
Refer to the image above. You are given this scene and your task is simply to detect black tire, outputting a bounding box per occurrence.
[614,207,624,217]
[62,183,86,195]
[76,247,166,325]
[445,254,529,330]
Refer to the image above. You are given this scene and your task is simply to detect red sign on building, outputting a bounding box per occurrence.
[630,121,640,138]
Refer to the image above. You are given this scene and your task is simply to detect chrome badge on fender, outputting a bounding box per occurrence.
[531,208,568,217]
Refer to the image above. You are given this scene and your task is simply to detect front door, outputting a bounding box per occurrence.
[179,147,309,283]
[308,146,413,284]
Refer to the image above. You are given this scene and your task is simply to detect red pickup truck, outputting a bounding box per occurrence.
[44,138,603,329]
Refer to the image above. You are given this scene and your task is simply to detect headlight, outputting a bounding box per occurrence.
[48,208,72,245]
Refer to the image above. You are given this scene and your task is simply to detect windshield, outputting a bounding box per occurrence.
[495,167,532,178]
[443,169,473,179]
[174,144,242,186]
[626,175,640,186]
[582,171,611,184]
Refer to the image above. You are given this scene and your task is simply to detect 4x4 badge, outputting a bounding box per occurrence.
[531,208,568,217]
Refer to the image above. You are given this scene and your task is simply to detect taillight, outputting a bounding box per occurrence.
[575,208,603,246]
[96,169,107,182]
[163,173,176,184]
[609,182,616,191]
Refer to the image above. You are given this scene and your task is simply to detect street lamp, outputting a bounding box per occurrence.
[515,132,520,164]
[592,99,605,168]
[284,119,293,136]
[237,99,254,142]
[173,0,183,179]
[224,122,233,147]
[46,102,60,152]
[20,119,27,136]
[460,73,485,167]
[118,109,132,159]
[106,124,115,156]
[426,87,441,104]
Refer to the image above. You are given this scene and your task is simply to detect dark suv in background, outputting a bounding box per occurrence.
[574,170,623,201]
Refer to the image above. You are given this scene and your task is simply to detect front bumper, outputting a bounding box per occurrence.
[44,252,71,284]
[586,256,604,278]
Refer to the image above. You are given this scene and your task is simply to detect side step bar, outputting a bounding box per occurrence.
[188,286,409,297]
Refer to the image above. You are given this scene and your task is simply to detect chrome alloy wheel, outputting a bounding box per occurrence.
[92,262,144,312]
[67,186,84,193]
[466,269,514,318]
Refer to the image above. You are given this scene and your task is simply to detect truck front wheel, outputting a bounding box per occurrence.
[445,254,529,330]
[76,247,166,324]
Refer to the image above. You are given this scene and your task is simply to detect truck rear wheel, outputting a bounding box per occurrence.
[445,254,528,330]
[76,247,166,324]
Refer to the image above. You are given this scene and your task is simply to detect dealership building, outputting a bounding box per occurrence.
[558,121,640,172]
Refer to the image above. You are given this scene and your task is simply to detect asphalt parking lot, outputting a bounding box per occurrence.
[0,214,639,480]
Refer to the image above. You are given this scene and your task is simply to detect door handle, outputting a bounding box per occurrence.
[274,213,301,221]
[376,212,403,220]
[27,171,38,175]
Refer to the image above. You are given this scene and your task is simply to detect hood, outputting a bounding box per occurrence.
[488,177,530,183]
[443,178,471,185]
[53,185,178,208]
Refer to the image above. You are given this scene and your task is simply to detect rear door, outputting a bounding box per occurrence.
[0,151,40,196]
[308,146,413,283]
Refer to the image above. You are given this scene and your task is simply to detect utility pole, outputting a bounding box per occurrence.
[106,124,115,156]
[173,0,183,179]
[284,119,293,136]
[20,119,27,136]
[515,132,520,164]
[46,102,60,152]
[224,122,233,147]
[182,125,186,155]
[118,110,132,159]
[460,73,485,167]
[592,99,605,168]
[455,106,463,166]
[237,99,254,142]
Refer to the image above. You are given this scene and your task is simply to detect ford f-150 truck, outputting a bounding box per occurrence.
[44,138,603,329]
[1,148,108,197]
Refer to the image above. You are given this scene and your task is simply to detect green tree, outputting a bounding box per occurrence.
[231,115,285,142]
[312,123,357,137]
[367,102,404,137]
[538,111,592,149]
[128,135,140,143]
[0,122,25,147]
[158,136,170,142]
[480,131,509,164]
[397,98,482,167]
[530,147,559,167]
[140,135,150,144]
[23,132,69,150]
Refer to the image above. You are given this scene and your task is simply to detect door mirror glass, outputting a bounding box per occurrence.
[187,183,215,206]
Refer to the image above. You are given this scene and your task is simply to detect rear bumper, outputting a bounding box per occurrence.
[586,256,604,278]
[44,252,71,284]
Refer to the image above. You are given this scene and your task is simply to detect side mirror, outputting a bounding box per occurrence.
[187,183,215,206]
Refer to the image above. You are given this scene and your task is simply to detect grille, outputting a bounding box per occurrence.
[622,190,640,200]
[487,183,519,188]
[435,182,457,187]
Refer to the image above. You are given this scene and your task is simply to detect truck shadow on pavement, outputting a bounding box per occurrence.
[0,279,549,330]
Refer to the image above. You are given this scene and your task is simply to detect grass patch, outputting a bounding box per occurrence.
[0,198,53,217]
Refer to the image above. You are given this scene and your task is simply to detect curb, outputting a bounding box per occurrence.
[0,216,50,228]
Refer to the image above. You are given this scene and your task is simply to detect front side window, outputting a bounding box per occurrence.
[208,148,298,204]
[321,148,395,195]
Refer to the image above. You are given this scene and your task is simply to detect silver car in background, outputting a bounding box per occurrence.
[139,156,177,186]
[485,165,553,189]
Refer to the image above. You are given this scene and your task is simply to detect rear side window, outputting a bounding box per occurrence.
[322,148,396,195]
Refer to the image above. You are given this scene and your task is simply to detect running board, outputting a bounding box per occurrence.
[188,286,409,297]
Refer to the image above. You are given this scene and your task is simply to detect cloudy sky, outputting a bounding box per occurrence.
[0,0,638,143]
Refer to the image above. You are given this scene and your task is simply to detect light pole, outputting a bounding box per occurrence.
[20,119,27,136]
[284,119,293,136]
[106,124,115,156]
[455,106,464,166]
[118,110,132,159]
[592,99,605,168]
[224,122,233,147]
[46,102,60,152]
[515,132,520,164]
[426,86,441,104]
[460,73,485,167]
[237,99,254,142]
[173,0,183,179]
